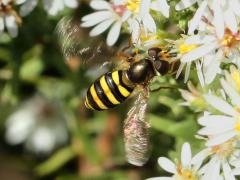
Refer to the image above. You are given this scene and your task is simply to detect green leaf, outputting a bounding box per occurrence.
[149,114,198,140]
[35,146,77,177]
[20,57,44,80]
[0,48,12,62]
[0,33,12,44]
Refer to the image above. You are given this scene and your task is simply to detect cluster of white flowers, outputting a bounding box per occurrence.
[5,95,68,155]
[151,65,240,180]
[81,0,170,46]
[173,0,240,85]
[0,0,78,37]
[141,0,240,179]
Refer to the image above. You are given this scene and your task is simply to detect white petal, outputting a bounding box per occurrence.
[28,127,55,154]
[204,94,239,117]
[129,19,140,44]
[184,62,191,83]
[204,57,220,84]
[121,10,131,22]
[176,62,185,78]
[198,115,235,127]
[230,159,240,168]
[223,162,235,180]
[89,18,114,36]
[90,0,111,10]
[82,11,112,21]
[5,110,35,145]
[188,1,208,35]
[212,1,225,38]
[185,35,216,45]
[181,142,192,168]
[175,0,197,11]
[206,131,237,146]
[202,157,221,180]
[221,79,240,107]
[232,168,240,175]
[151,0,169,18]
[15,0,27,4]
[43,0,64,16]
[191,148,210,169]
[64,0,78,8]
[196,60,205,87]
[223,7,238,34]
[5,15,18,37]
[230,0,240,16]
[158,157,176,174]
[140,0,151,18]
[198,125,234,136]
[181,42,218,63]
[142,13,156,33]
[19,0,38,17]
[106,21,122,46]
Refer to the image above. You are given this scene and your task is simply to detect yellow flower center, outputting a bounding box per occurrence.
[179,44,198,54]
[232,68,240,92]
[140,34,158,42]
[235,116,240,131]
[211,139,235,159]
[221,29,240,48]
[181,169,195,180]
[126,0,140,13]
[176,163,198,180]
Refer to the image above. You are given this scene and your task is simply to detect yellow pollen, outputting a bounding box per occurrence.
[211,139,235,159]
[180,169,194,180]
[126,0,140,13]
[232,69,240,91]
[235,117,240,131]
[179,44,198,54]
[221,29,239,48]
[140,34,158,42]
[176,162,197,180]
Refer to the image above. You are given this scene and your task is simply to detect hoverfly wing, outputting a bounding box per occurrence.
[123,87,150,166]
[55,17,118,68]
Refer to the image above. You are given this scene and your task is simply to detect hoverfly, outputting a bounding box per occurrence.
[84,46,178,166]
[56,16,179,167]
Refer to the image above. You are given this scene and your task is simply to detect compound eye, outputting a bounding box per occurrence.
[154,60,169,75]
[148,47,162,58]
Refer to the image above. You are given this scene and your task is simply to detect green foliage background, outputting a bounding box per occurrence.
[0,1,204,179]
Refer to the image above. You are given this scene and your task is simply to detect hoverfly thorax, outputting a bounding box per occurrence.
[127,58,155,84]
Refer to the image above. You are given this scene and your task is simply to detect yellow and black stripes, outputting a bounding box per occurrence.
[85,70,134,111]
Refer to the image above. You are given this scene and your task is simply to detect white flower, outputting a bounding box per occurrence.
[126,0,169,45]
[192,139,240,180]
[198,76,240,146]
[195,66,240,179]
[167,36,205,85]
[5,95,68,155]
[19,0,78,17]
[175,0,240,37]
[175,26,240,84]
[147,142,204,180]
[224,66,240,93]
[81,0,130,46]
[179,82,206,111]
[81,0,169,46]
[0,0,25,37]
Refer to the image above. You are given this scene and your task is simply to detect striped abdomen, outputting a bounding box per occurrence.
[85,70,134,111]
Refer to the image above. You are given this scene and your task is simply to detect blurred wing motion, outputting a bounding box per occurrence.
[55,17,117,68]
[124,87,150,166]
